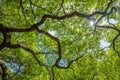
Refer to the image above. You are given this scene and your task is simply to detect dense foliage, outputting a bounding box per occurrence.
[0,0,120,80]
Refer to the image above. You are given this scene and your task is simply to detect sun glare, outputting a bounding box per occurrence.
[89,20,95,26]
[88,18,96,26]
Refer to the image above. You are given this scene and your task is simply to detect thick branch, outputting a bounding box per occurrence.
[0,10,107,33]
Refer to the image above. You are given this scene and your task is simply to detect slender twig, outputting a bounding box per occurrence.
[37,29,62,66]
[112,33,120,57]
[29,0,52,14]
[19,0,27,23]
[0,60,8,80]
[6,44,45,66]
[10,64,22,79]
[56,0,65,15]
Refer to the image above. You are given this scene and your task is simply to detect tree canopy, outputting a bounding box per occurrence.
[0,0,120,80]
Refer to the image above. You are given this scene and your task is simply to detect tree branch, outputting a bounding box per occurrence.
[6,44,45,66]
[37,29,62,66]
[0,59,8,80]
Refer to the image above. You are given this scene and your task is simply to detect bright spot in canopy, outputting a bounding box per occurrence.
[89,21,94,26]
[48,30,56,36]
[58,59,67,67]
[89,19,96,26]
[100,39,110,50]
[109,18,118,24]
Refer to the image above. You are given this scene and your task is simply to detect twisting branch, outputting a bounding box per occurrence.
[0,11,109,33]
[37,29,62,80]
[50,53,85,80]
[107,7,117,29]
[37,29,62,66]
[94,0,115,31]
[57,54,85,69]
[0,0,120,79]
[104,0,113,12]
